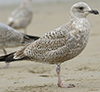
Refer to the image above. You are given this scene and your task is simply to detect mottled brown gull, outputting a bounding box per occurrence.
[7,0,33,33]
[0,22,39,68]
[0,2,99,88]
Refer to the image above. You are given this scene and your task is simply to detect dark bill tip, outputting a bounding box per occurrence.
[89,9,99,15]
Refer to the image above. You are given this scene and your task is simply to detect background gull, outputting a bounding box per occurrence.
[0,2,99,88]
[7,0,33,33]
[0,22,39,68]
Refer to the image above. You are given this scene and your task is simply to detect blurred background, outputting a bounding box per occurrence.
[0,0,94,5]
[0,0,99,36]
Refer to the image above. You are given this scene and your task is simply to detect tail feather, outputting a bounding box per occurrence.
[25,34,40,41]
[22,34,40,44]
[0,52,16,62]
[0,52,29,63]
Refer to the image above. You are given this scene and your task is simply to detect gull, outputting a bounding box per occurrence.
[0,2,99,88]
[7,0,33,33]
[0,22,39,68]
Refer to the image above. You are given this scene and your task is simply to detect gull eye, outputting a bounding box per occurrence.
[79,7,84,10]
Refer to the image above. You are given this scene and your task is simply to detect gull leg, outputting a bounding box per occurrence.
[0,63,9,69]
[56,64,75,88]
[3,49,7,55]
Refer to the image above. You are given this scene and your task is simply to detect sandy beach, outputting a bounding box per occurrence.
[0,0,100,92]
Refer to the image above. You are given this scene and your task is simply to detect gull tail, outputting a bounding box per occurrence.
[0,52,16,63]
[22,34,40,45]
[0,44,30,63]
[25,34,40,41]
[0,52,28,63]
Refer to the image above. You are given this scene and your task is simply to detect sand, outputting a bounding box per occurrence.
[0,0,100,92]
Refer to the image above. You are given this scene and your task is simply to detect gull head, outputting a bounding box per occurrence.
[70,2,99,18]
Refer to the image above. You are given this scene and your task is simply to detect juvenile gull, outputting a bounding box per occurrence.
[0,22,39,68]
[0,2,99,87]
[7,0,33,33]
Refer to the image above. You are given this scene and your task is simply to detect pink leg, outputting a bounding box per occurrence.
[56,64,75,88]
[3,49,7,55]
[0,63,9,69]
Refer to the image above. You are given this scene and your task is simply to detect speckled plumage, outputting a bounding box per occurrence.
[14,3,91,64]
[14,18,89,64]
[7,0,33,32]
